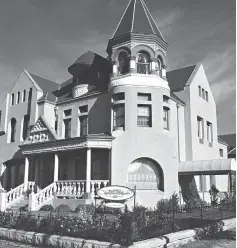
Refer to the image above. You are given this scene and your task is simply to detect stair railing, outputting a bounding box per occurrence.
[5,181,35,208]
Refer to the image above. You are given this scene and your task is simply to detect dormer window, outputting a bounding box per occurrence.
[136,52,150,74]
[118,51,129,75]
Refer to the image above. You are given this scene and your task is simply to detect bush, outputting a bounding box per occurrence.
[54,204,72,214]
[209,185,219,206]
[219,193,236,211]
[40,204,54,212]
[156,193,179,213]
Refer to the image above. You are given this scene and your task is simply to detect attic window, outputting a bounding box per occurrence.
[64,109,72,117]
[163,95,169,103]
[112,92,125,101]
[79,105,88,114]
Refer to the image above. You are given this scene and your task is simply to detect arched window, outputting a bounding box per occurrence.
[127,157,164,191]
[157,56,163,77]
[17,91,20,104]
[118,51,129,75]
[11,93,15,106]
[10,118,17,142]
[22,115,30,140]
[136,52,150,74]
[28,88,32,101]
[23,90,26,102]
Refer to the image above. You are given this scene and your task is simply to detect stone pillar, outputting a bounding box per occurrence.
[150,58,157,75]
[112,61,118,77]
[0,163,6,189]
[129,56,136,73]
[86,148,91,194]
[24,157,29,186]
[28,192,36,211]
[54,153,59,182]
[0,188,6,212]
[162,65,167,79]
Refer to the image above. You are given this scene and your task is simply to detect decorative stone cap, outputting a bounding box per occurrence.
[73,84,89,98]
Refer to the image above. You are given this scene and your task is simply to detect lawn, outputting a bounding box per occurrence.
[179,228,236,248]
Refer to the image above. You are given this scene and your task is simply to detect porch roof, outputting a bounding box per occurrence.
[179,159,236,175]
[19,134,114,155]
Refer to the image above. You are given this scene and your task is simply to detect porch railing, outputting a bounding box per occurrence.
[5,181,35,208]
[31,180,109,211]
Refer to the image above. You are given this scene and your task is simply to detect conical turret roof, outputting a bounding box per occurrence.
[112,0,165,41]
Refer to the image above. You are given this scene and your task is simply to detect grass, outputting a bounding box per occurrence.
[179,228,236,248]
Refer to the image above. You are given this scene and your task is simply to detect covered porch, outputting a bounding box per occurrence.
[0,135,113,211]
[178,159,236,204]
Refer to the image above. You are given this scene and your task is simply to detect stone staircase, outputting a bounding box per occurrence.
[6,199,29,212]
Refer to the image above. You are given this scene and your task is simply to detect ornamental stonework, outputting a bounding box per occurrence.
[26,118,55,144]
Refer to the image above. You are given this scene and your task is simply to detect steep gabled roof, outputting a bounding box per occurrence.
[112,0,164,41]
[167,64,197,92]
[219,133,236,152]
[29,73,59,102]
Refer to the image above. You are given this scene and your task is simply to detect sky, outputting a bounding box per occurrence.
[0,0,235,134]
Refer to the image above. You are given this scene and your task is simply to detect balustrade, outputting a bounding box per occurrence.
[90,180,109,198]
[5,181,35,207]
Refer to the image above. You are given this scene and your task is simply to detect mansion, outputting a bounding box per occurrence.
[0,0,235,210]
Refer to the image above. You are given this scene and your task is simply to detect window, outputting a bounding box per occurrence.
[118,51,129,75]
[22,115,30,140]
[202,88,205,100]
[0,111,2,125]
[79,116,88,136]
[198,86,201,97]
[219,148,224,157]
[207,121,213,145]
[10,118,17,142]
[137,93,151,101]
[157,56,163,77]
[205,91,208,102]
[136,52,150,74]
[23,90,26,102]
[112,93,125,101]
[64,118,71,138]
[79,105,88,114]
[55,120,58,134]
[11,93,14,106]
[163,95,169,103]
[17,92,20,104]
[163,107,169,130]
[137,105,152,127]
[28,88,32,101]
[197,116,204,141]
[113,104,125,129]
[64,109,72,117]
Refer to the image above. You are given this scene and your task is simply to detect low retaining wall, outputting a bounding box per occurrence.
[0,218,235,248]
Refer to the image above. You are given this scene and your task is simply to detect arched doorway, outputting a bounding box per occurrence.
[126,158,164,191]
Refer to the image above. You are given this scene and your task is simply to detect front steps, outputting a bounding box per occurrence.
[6,199,29,212]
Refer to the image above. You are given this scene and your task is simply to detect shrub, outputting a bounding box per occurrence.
[219,193,236,211]
[40,204,54,212]
[209,185,219,206]
[195,221,224,238]
[156,193,179,213]
[54,204,72,214]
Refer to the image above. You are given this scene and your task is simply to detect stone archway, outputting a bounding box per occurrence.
[126,157,164,191]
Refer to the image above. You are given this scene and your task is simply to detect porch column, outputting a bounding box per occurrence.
[86,148,91,193]
[0,163,6,189]
[34,158,39,193]
[24,157,29,185]
[54,153,59,182]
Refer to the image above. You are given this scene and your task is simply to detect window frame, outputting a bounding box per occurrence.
[63,118,72,139]
[79,115,88,136]
[136,52,150,74]
[137,93,151,101]
[113,103,125,130]
[137,104,152,127]
[163,107,169,130]
[219,148,224,157]
[197,116,204,142]
[10,118,17,142]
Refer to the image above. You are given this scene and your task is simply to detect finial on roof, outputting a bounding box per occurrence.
[112,0,165,41]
